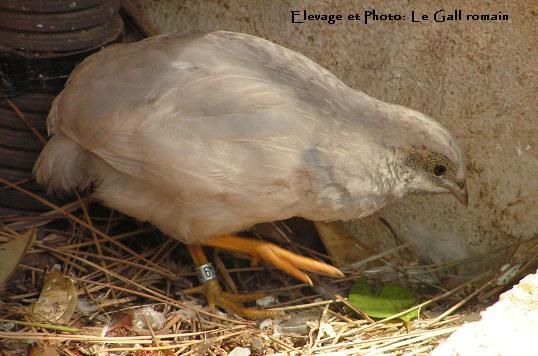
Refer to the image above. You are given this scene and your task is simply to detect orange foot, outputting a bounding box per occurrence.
[182,279,276,318]
[204,235,344,285]
[186,244,277,318]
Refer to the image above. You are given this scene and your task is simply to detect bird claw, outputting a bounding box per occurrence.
[252,242,344,285]
[183,279,279,318]
[205,235,345,285]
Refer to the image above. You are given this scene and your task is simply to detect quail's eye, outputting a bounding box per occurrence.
[433,164,447,177]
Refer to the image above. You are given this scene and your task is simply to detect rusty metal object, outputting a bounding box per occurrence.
[0,93,53,213]
[0,106,47,130]
[0,1,120,33]
[0,0,124,214]
[0,92,52,157]
[0,179,52,212]
[0,0,123,96]
[121,0,159,36]
[0,92,55,113]
[0,0,107,13]
[0,127,44,151]
[0,146,40,171]
[0,47,101,96]
[0,17,124,52]
[0,161,57,213]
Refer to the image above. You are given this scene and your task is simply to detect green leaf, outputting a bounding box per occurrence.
[348,277,419,323]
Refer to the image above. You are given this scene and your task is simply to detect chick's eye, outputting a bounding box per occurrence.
[433,164,447,177]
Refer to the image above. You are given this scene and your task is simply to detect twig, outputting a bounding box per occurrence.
[0,319,79,333]
[0,177,171,277]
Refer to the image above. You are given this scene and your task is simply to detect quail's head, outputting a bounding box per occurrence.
[381,105,468,206]
[399,146,468,206]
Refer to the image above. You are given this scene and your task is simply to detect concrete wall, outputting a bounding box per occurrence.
[138,0,537,270]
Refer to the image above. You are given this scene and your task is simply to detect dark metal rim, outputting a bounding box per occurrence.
[0,0,108,13]
[0,16,124,52]
[0,1,120,33]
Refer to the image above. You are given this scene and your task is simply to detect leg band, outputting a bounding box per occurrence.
[196,262,217,283]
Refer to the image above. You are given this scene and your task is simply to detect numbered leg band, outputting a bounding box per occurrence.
[196,263,217,283]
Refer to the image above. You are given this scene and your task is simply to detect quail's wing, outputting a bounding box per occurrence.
[50,33,316,196]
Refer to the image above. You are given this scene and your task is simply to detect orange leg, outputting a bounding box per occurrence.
[185,244,276,318]
[204,235,344,286]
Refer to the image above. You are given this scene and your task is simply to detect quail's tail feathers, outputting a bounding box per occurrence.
[33,132,90,194]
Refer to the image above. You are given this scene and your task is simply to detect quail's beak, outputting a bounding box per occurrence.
[452,179,468,207]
